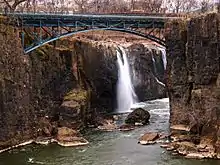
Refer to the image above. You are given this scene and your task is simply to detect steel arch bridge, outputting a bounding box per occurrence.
[9,13,175,53]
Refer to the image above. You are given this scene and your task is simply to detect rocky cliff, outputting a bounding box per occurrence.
[127,44,166,101]
[165,13,220,158]
[0,16,166,150]
[0,17,88,149]
[0,16,34,149]
[72,40,167,112]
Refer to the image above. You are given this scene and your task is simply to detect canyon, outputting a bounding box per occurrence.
[0,16,166,151]
[0,12,220,162]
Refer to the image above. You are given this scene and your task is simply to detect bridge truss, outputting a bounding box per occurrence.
[10,13,168,53]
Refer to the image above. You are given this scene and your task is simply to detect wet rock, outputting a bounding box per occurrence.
[138,132,159,145]
[163,137,219,159]
[185,153,205,159]
[34,137,51,145]
[55,127,88,147]
[118,124,135,131]
[176,142,197,155]
[97,119,117,131]
[170,125,190,132]
[160,143,171,148]
[158,133,170,141]
[125,108,150,125]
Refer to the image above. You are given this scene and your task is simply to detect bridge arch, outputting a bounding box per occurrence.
[24,27,165,53]
[12,13,170,53]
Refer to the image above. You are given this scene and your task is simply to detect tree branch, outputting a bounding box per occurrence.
[12,0,27,10]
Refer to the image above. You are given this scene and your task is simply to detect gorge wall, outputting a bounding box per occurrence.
[0,16,166,150]
[72,40,167,112]
[165,13,220,157]
[0,17,83,149]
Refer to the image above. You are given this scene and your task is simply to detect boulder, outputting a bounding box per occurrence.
[55,127,88,147]
[125,108,150,125]
[138,132,160,145]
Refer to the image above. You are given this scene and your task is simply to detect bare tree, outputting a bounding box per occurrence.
[74,0,88,13]
[165,0,198,13]
[199,0,212,12]
[130,0,135,10]
[1,0,27,11]
[140,0,163,13]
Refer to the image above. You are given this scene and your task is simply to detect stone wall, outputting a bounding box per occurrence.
[165,13,220,155]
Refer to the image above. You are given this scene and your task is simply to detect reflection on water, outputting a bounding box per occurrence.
[0,98,219,165]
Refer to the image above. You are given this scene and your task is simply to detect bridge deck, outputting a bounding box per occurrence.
[6,13,176,53]
[9,13,177,28]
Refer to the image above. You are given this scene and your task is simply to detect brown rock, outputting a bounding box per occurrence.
[176,142,197,155]
[57,127,79,139]
[97,119,117,131]
[138,132,159,145]
[119,124,135,131]
[185,153,205,159]
[56,127,88,147]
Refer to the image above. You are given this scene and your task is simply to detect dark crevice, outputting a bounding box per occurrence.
[186,82,193,105]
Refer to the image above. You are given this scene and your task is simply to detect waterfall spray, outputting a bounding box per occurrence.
[158,47,167,70]
[116,47,137,113]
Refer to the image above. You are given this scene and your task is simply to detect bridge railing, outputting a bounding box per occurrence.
[0,7,184,18]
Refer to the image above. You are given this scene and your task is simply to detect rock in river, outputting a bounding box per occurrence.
[125,108,150,125]
[55,127,88,147]
[118,124,135,131]
[138,132,160,145]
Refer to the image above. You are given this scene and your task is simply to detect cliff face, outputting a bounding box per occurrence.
[0,17,34,149]
[0,18,84,149]
[127,44,166,101]
[0,16,166,150]
[72,40,167,112]
[165,13,220,155]
[73,40,118,113]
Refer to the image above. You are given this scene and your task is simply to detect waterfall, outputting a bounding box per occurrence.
[116,47,137,113]
[151,51,165,87]
[158,47,167,70]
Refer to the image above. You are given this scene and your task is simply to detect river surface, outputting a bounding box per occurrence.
[0,98,219,165]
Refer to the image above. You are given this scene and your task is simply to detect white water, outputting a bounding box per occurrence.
[158,47,167,70]
[151,54,165,87]
[116,47,137,113]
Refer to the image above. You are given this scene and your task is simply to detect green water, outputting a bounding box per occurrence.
[0,98,219,165]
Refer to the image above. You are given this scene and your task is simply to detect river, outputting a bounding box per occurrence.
[0,98,219,165]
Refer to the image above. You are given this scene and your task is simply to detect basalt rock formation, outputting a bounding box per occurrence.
[165,13,220,158]
[0,16,166,150]
[0,17,89,150]
[127,44,166,101]
[72,40,167,112]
